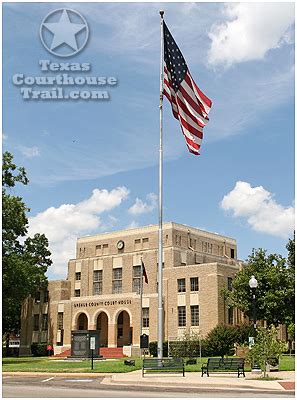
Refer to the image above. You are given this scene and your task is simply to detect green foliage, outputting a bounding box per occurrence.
[286,234,295,270]
[148,341,168,357]
[31,343,48,357]
[234,323,254,345]
[222,248,295,326]
[287,323,295,340]
[2,151,28,188]
[153,325,254,359]
[247,326,288,377]
[205,324,238,358]
[2,152,52,334]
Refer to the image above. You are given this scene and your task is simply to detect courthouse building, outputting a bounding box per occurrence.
[20,222,244,356]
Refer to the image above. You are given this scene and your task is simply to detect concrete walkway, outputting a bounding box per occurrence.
[102,370,295,393]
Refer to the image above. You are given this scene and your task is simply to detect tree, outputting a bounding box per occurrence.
[205,324,238,359]
[286,233,295,270]
[247,326,287,377]
[222,247,295,326]
[287,323,295,355]
[2,152,52,335]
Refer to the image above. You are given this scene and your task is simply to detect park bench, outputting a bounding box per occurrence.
[142,358,185,377]
[201,357,245,377]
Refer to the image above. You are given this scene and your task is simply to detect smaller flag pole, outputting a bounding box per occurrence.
[140,257,144,358]
[157,9,164,360]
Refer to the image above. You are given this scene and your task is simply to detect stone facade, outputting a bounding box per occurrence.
[20,222,244,355]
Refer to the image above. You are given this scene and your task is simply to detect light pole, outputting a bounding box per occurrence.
[249,275,259,372]
[248,275,258,339]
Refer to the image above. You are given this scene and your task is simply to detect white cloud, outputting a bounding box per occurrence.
[208,3,295,67]
[28,187,129,277]
[3,133,8,141]
[19,145,40,158]
[128,193,157,215]
[221,181,295,238]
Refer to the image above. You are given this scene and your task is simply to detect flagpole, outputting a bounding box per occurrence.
[157,10,164,360]
[140,257,143,358]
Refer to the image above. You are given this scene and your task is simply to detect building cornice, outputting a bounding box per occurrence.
[77,222,236,244]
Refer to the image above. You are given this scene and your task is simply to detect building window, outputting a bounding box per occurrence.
[74,289,80,297]
[134,239,141,249]
[142,238,149,248]
[95,245,101,256]
[219,245,224,256]
[102,243,108,255]
[35,291,41,303]
[132,265,141,293]
[43,290,49,303]
[57,312,64,330]
[208,243,213,254]
[228,307,234,324]
[227,277,233,291]
[75,272,81,281]
[191,305,199,326]
[190,277,199,292]
[112,268,122,294]
[142,308,149,328]
[42,314,48,331]
[177,278,186,293]
[178,306,186,327]
[33,314,39,331]
[230,248,235,259]
[175,235,181,246]
[165,234,169,245]
[93,270,103,295]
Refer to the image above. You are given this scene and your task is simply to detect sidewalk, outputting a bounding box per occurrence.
[102,370,295,393]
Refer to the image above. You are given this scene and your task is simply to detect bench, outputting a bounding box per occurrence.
[142,358,185,377]
[201,357,245,377]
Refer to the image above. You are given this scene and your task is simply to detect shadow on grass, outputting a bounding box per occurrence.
[2,357,48,365]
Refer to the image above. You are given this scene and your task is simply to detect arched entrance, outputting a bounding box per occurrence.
[117,311,132,347]
[96,312,108,347]
[77,313,88,330]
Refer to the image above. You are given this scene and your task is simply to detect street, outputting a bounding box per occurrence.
[2,375,295,398]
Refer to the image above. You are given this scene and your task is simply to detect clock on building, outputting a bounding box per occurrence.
[117,240,124,250]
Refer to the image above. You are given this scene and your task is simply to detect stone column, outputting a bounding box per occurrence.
[108,323,117,348]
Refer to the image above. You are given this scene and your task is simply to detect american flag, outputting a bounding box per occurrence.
[141,259,148,284]
[163,22,212,155]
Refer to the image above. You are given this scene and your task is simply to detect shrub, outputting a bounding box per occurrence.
[31,343,48,356]
[148,341,168,357]
[235,324,254,346]
[206,324,238,358]
[168,333,211,358]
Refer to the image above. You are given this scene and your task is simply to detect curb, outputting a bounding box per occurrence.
[102,380,295,395]
[102,376,295,393]
[2,372,112,377]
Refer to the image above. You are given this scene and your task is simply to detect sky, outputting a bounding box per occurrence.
[3,2,295,279]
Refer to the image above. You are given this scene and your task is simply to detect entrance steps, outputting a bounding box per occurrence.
[52,348,71,358]
[52,347,124,358]
[100,347,124,358]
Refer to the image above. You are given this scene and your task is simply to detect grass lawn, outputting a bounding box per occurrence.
[2,357,142,373]
[3,355,294,374]
[279,355,295,371]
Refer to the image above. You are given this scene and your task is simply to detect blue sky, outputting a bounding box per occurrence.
[3,2,295,279]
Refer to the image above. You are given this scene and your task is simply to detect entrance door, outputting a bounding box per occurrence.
[117,311,131,347]
[96,312,108,347]
[77,313,88,330]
